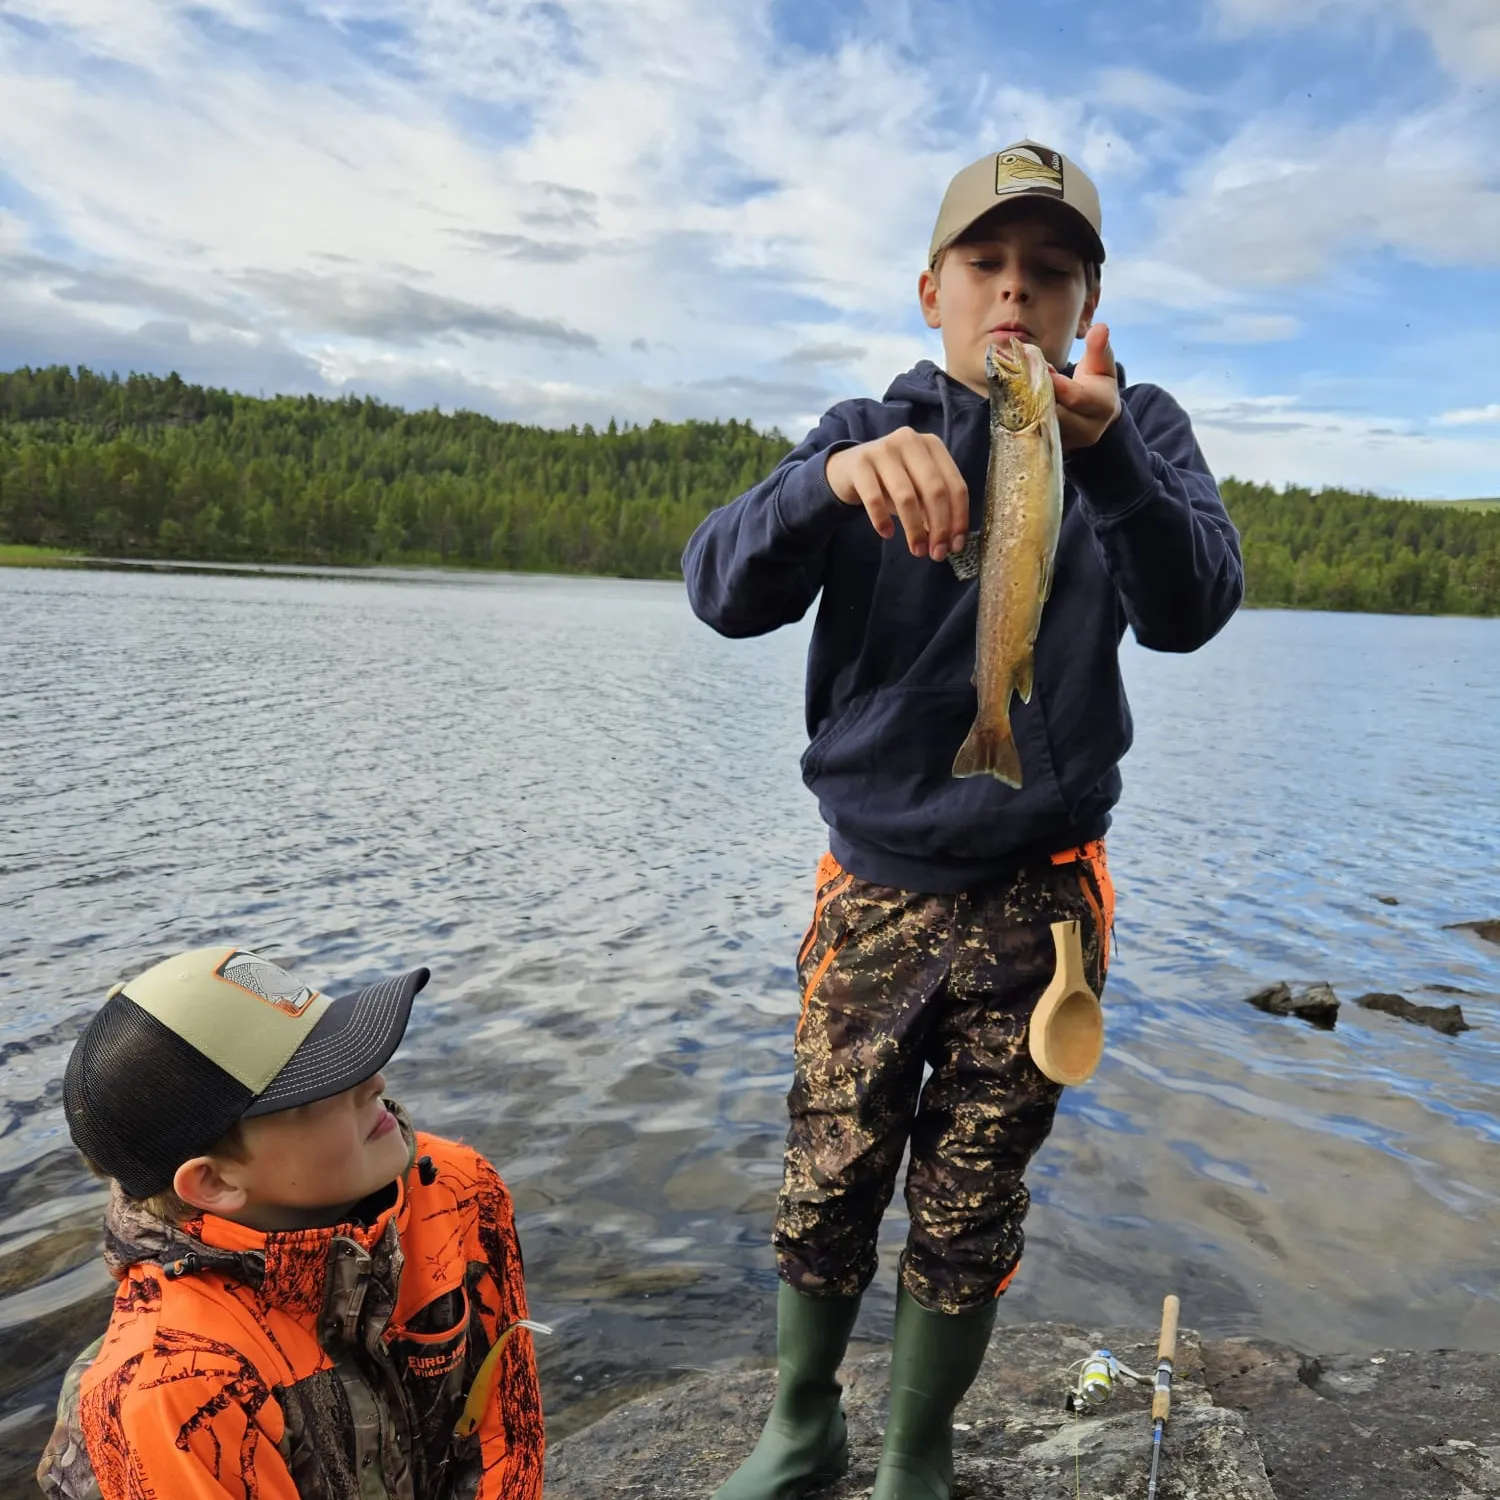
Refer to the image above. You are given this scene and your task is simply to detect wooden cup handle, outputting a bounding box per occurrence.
[1052,919,1089,992]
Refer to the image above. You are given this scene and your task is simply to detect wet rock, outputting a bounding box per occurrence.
[547,1320,1277,1498]
[1202,1338,1500,1500]
[1244,982,1340,1030]
[1374,895,1400,906]
[548,1329,1500,1500]
[1354,992,1471,1036]
[1445,918,1500,949]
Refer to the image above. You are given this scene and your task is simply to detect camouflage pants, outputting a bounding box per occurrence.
[772,843,1113,1315]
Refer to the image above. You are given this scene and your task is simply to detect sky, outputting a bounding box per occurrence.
[1,0,1498,497]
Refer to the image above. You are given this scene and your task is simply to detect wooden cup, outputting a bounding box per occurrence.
[1027,919,1104,1087]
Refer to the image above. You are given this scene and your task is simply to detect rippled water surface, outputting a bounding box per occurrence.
[2,564,1497,1485]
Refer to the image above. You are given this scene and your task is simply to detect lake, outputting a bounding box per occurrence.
[1,564,1497,1487]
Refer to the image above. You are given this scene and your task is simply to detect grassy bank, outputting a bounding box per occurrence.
[0,544,82,567]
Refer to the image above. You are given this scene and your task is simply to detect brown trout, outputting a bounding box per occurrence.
[951,338,1063,787]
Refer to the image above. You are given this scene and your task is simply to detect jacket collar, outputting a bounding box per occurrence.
[102,1100,418,1330]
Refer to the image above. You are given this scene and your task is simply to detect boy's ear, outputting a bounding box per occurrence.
[918,266,943,330]
[173,1156,249,1217]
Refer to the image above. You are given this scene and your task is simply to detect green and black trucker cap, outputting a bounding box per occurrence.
[64,946,429,1200]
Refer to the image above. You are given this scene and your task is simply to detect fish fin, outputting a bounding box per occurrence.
[1039,550,1055,604]
[1015,652,1034,704]
[949,532,982,582]
[952,715,1024,787]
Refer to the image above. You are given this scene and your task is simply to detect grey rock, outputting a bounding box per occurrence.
[547,1321,1277,1498]
[549,1327,1500,1498]
[1354,991,1471,1036]
[1445,919,1500,949]
[1202,1339,1500,1500]
[1244,982,1340,1030]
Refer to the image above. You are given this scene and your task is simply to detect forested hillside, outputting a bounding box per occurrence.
[1224,480,1500,616]
[2,366,1497,614]
[0,366,784,578]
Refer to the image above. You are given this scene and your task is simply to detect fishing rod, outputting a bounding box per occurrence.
[1146,1294,1180,1500]
[1060,1291,1182,1499]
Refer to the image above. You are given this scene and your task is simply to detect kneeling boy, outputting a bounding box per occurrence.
[37,946,545,1500]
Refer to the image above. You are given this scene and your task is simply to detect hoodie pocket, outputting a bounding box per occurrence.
[800,684,1074,862]
[803,685,986,783]
[800,690,878,782]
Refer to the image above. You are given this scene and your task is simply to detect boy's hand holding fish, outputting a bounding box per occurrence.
[825,322,1123,565]
[1050,322,1122,451]
[825,427,970,561]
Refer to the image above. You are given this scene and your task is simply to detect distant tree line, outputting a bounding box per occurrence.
[0,365,785,579]
[1223,480,1499,617]
[2,365,1496,615]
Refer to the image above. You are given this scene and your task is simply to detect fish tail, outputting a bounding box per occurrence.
[952,711,1023,787]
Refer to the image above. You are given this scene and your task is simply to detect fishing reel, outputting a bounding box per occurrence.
[1064,1348,1147,1412]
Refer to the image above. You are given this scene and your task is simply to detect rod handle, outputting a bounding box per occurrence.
[1156,1294,1180,1362]
[1152,1294,1180,1422]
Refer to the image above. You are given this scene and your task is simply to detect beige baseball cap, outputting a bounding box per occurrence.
[929,140,1105,268]
[64,946,428,1198]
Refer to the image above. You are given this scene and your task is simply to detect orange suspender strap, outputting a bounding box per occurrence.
[796,853,853,1041]
[798,852,850,967]
[1051,838,1115,970]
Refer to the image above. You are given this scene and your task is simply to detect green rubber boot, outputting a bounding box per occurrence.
[711,1282,862,1500]
[869,1285,998,1500]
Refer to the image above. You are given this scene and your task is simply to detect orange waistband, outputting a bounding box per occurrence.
[1050,837,1107,869]
[1052,839,1115,969]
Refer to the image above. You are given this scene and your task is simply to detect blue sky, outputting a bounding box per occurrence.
[2,0,1498,496]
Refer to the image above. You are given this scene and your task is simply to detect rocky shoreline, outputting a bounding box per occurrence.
[546,1321,1500,1498]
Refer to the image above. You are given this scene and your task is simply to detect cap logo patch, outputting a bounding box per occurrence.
[995,146,1063,199]
[216,950,322,1016]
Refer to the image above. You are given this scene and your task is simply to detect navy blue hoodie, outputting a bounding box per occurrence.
[682,360,1243,893]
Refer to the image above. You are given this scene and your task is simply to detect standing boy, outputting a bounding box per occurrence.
[37,945,545,1500]
[683,141,1242,1500]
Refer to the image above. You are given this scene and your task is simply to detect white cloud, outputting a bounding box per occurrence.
[1093,67,1213,120]
[1194,313,1302,343]
[0,0,1497,498]
[1437,403,1500,426]
[1137,104,1500,292]
[1174,385,1500,496]
[1215,0,1500,81]
[0,0,275,72]
[1104,257,1240,315]
[0,0,1142,429]
[1098,262,1303,347]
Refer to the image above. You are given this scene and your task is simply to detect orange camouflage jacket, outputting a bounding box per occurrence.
[37,1108,545,1500]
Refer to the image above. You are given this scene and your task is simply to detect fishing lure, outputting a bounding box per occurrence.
[454,1318,553,1439]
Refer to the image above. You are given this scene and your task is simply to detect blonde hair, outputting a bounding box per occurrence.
[86,1121,250,1225]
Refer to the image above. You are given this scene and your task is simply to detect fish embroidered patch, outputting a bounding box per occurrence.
[216,950,322,1016]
